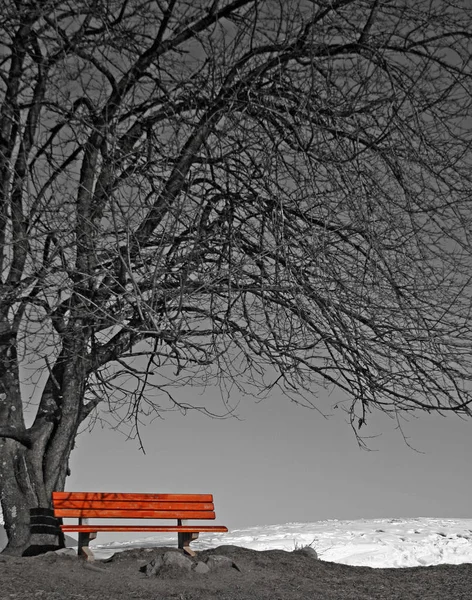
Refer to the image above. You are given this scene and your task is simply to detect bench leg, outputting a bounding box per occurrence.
[78,531,97,561]
[178,532,199,556]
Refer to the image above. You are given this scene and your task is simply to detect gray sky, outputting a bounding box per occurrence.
[67,385,472,544]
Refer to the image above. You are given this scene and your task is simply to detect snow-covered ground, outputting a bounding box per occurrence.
[2,516,472,568]
[89,517,472,568]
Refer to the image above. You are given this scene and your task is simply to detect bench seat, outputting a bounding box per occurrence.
[52,492,228,560]
[61,525,228,533]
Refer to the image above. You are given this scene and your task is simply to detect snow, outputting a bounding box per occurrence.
[89,517,472,568]
[2,516,472,568]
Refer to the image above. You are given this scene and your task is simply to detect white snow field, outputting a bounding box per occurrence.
[2,516,472,568]
[88,517,472,568]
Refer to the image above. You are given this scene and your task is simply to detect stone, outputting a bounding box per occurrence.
[193,561,210,574]
[204,554,241,572]
[141,551,192,577]
[140,551,243,578]
[163,551,192,571]
[141,555,164,577]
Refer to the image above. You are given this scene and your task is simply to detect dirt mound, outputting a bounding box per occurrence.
[2,545,472,600]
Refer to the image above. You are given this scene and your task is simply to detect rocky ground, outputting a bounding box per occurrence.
[1,545,472,600]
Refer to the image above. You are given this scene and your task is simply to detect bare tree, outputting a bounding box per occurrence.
[1,0,472,554]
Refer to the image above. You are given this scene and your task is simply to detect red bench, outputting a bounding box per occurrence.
[52,491,228,560]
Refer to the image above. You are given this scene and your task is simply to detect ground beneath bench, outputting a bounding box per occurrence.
[1,545,471,600]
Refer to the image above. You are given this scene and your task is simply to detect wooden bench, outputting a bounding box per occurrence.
[52,492,228,560]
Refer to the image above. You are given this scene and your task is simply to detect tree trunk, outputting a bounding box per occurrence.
[0,439,36,554]
[0,306,93,554]
[0,437,69,556]
[0,366,84,555]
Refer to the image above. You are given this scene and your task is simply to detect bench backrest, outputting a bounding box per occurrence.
[52,492,217,520]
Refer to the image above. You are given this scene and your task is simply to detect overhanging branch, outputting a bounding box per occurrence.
[0,428,32,449]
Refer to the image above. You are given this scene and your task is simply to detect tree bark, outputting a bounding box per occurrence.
[0,440,37,554]
[0,438,68,555]
[0,433,75,555]
[0,349,85,555]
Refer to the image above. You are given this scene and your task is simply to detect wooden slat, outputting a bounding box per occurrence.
[52,492,213,503]
[52,500,214,511]
[54,509,216,519]
[61,525,229,533]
